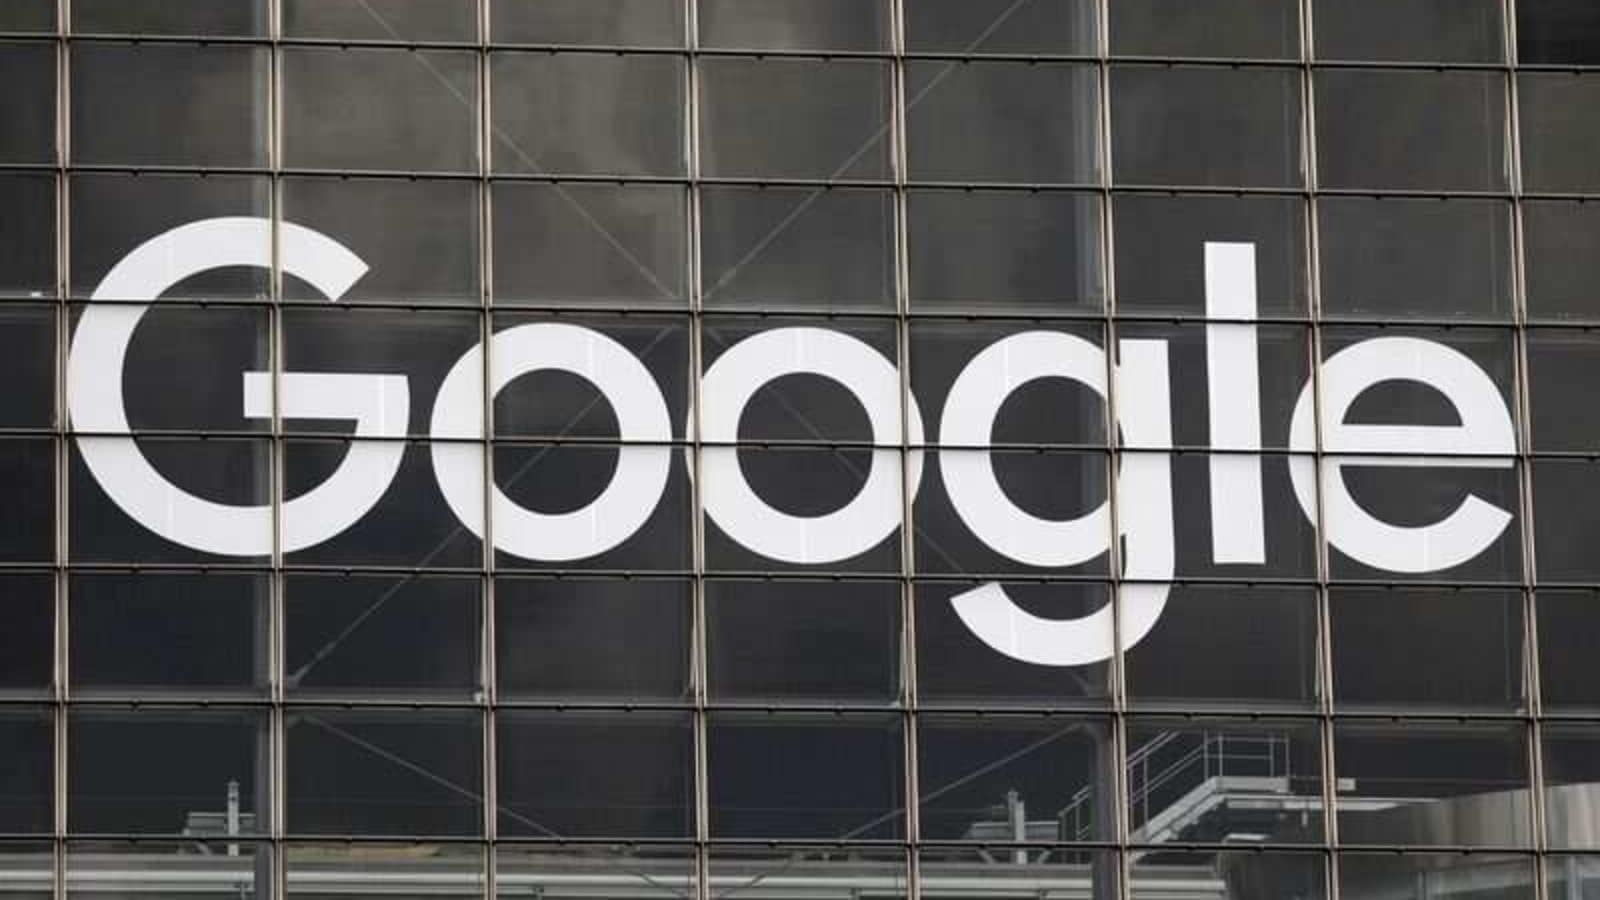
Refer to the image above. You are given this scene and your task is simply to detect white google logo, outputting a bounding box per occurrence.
[68,218,1516,669]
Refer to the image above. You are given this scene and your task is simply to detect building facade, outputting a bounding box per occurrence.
[2,1,1600,898]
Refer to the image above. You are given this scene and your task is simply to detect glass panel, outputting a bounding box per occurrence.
[287,843,483,900]
[68,841,268,900]
[70,43,267,167]
[490,181,687,307]
[497,844,695,900]
[918,714,1114,842]
[698,57,892,180]
[906,61,1098,184]
[1529,329,1600,450]
[712,846,906,900]
[1111,65,1302,188]
[283,0,476,41]
[497,710,694,838]
[1124,718,1324,843]
[1518,0,1600,65]
[0,304,54,427]
[0,42,54,164]
[281,47,477,173]
[0,574,52,694]
[489,0,684,47]
[284,573,481,699]
[492,443,692,571]
[1549,857,1600,900]
[69,707,266,836]
[1112,193,1308,317]
[1313,0,1503,62]
[906,189,1104,313]
[1124,585,1318,712]
[1317,197,1513,320]
[494,577,690,701]
[0,175,55,299]
[0,711,50,834]
[286,707,482,836]
[490,52,684,177]
[1330,587,1524,711]
[1543,724,1600,849]
[915,581,1113,708]
[904,0,1097,55]
[1525,200,1600,322]
[1111,0,1300,60]
[1537,591,1600,710]
[707,712,904,839]
[0,439,52,564]
[1520,74,1600,194]
[1332,721,1531,847]
[924,847,1116,900]
[70,572,268,695]
[700,186,895,311]
[280,177,480,304]
[706,578,901,704]
[1340,853,1534,900]
[1533,460,1600,582]
[0,3,53,32]
[1315,69,1508,192]
[80,303,270,432]
[283,440,481,568]
[69,173,271,300]
[699,0,888,51]
[72,0,267,36]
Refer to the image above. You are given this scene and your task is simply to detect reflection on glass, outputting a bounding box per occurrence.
[286,843,482,900]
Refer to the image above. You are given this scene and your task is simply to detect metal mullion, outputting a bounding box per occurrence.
[1298,1,1340,895]
[684,4,710,900]
[264,0,288,896]
[477,2,496,895]
[52,0,68,895]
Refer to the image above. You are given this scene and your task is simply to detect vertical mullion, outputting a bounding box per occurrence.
[478,1,496,898]
[266,1,285,898]
[52,1,68,899]
[684,3,709,899]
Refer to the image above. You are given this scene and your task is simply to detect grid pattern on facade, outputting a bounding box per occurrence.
[1,1,1600,899]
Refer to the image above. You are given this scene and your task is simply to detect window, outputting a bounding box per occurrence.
[1112,65,1303,188]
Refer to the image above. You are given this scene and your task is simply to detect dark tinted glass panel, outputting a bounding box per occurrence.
[490,0,684,46]
[491,182,687,307]
[72,0,266,36]
[1525,200,1600,322]
[0,42,54,165]
[497,710,693,838]
[1537,591,1600,710]
[70,708,265,835]
[699,58,891,180]
[699,0,887,51]
[1111,0,1299,59]
[70,572,267,694]
[70,173,271,300]
[1315,69,1507,192]
[283,0,476,41]
[1313,0,1503,62]
[1520,74,1600,194]
[71,43,267,167]
[0,710,49,833]
[495,577,690,701]
[706,579,900,704]
[905,0,1096,54]
[919,714,1114,842]
[916,581,1112,708]
[700,187,895,311]
[907,189,1103,313]
[281,177,479,304]
[1518,0,1600,65]
[1533,460,1600,581]
[0,175,55,299]
[0,304,54,427]
[286,708,481,836]
[1112,193,1308,317]
[1111,65,1302,188]
[0,438,53,563]
[282,47,477,173]
[1125,718,1324,843]
[285,574,480,698]
[906,61,1098,184]
[97,303,269,432]
[707,713,904,839]
[1330,587,1523,711]
[1125,585,1318,711]
[1542,725,1600,849]
[0,575,52,693]
[1529,330,1600,450]
[0,3,53,32]
[490,52,684,177]
[1332,721,1530,847]
[1317,197,1513,320]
